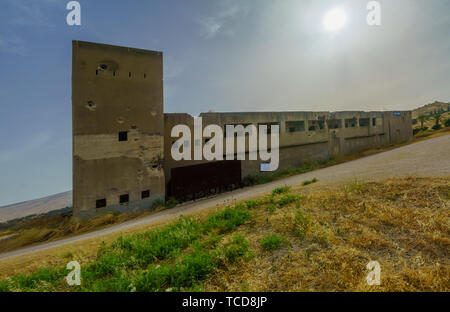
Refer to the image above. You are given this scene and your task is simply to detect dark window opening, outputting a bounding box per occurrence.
[372,118,377,126]
[129,72,132,78]
[359,118,370,127]
[285,121,305,133]
[308,120,325,131]
[326,119,342,130]
[345,118,357,128]
[205,138,211,144]
[152,164,158,169]
[96,199,106,208]
[113,71,116,77]
[257,122,280,135]
[225,123,253,137]
[99,64,108,71]
[119,194,129,204]
[87,100,95,108]
[142,190,150,199]
[119,131,128,141]
[95,69,98,75]
[144,73,147,79]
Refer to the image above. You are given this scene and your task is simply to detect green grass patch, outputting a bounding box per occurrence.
[220,234,250,263]
[272,186,290,195]
[1,202,253,292]
[302,178,318,186]
[259,233,286,251]
[203,204,251,234]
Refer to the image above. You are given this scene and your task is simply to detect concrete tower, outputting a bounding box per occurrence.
[72,41,165,218]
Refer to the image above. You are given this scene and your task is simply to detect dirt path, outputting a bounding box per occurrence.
[1,134,449,261]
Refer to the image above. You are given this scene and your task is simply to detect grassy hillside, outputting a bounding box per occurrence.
[0,176,448,292]
[0,191,72,223]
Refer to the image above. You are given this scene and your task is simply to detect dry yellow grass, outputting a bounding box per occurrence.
[0,176,448,292]
[202,176,449,291]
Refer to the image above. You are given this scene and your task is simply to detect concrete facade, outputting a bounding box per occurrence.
[164,111,412,190]
[72,41,165,218]
[72,42,413,217]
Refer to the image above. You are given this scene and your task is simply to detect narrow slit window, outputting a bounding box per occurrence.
[144,73,147,79]
[96,199,106,208]
[142,190,150,199]
[119,194,129,204]
[129,72,132,78]
[118,131,128,141]
[372,118,377,126]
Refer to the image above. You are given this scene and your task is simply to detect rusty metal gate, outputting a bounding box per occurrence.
[169,160,242,201]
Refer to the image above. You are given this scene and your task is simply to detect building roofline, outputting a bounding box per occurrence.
[72,40,162,56]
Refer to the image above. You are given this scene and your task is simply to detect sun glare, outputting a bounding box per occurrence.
[323,8,347,32]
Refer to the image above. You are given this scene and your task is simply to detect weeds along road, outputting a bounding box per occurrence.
[1,134,449,260]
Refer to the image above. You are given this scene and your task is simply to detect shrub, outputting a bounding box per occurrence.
[135,264,173,292]
[422,126,429,131]
[174,250,217,288]
[88,273,133,292]
[150,198,165,210]
[260,233,286,251]
[266,204,276,213]
[203,205,251,233]
[0,280,10,292]
[302,178,318,186]
[445,119,450,128]
[244,200,261,209]
[11,267,64,290]
[166,198,179,209]
[272,186,290,195]
[432,124,442,130]
[413,128,421,135]
[274,194,299,207]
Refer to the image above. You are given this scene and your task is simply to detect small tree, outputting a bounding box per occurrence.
[433,113,442,127]
[418,115,426,129]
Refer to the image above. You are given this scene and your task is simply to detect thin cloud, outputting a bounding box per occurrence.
[0,34,27,55]
[198,1,248,39]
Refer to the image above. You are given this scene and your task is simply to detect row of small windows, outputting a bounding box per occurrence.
[286,118,377,133]
[95,66,148,79]
[168,118,379,145]
[96,190,151,208]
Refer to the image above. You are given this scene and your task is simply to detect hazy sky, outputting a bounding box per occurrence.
[0,0,449,206]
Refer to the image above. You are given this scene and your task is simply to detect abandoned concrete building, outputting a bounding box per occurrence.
[72,41,413,218]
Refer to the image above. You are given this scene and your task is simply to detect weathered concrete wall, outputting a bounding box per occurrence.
[164,110,412,189]
[72,41,165,217]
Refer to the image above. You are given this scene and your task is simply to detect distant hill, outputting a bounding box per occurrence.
[0,191,72,223]
[412,101,450,119]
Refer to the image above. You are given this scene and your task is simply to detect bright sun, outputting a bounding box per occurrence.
[323,8,347,32]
